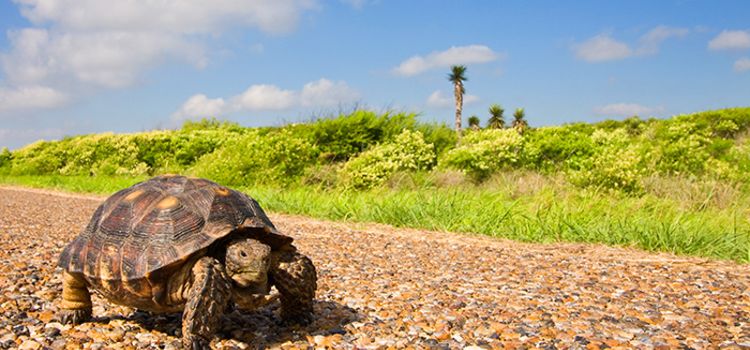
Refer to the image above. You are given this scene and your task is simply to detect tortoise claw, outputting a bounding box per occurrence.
[58,308,92,325]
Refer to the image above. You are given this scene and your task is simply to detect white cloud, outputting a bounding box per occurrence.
[0,0,318,112]
[0,85,68,112]
[14,0,317,35]
[574,26,689,62]
[393,45,501,76]
[171,94,226,121]
[637,26,689,55]
[735,57,750,72]
[426,90,479,109]
[708,30,750,51]
[300,79,360,107]
[1,29,206,89]
[173,78,360,119]
[231,85,297,111]
[594,103,664,117]
[573,34,633,62]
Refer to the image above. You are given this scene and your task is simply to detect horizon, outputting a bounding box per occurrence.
[1,0,750,149]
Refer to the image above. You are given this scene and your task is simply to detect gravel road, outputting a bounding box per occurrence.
[0,186,748,349]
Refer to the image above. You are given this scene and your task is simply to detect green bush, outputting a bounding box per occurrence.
[190,129,318,186]
[522,125,595,172]
[415,122,457,156]
[0,147,11,170]
[653,121,712,175]
[301,110,418,162]
[441,128,524,180]
[8,141,65,175]
[567,128,645,192]
[181,117,243,132]
[341,130,436,189]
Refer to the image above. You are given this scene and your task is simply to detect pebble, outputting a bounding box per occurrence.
[0,187,748,349]
[18,340,41,350]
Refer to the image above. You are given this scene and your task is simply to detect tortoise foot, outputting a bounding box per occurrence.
[279,310,314,326]
[58,308,92,324]
[185,336,211,350]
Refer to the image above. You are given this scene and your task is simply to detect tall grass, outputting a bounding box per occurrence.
[245,182,748,262]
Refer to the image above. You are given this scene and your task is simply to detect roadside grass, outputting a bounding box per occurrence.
[1,174,747,263]
[0,175,146,194]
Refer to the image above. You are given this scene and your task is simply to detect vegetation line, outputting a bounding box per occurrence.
[1,108,749,263]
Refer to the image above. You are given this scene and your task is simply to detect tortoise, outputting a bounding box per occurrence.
[57,175,317,349]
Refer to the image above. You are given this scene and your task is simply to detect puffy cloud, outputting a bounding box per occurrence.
[0,85,68,113]
[172,78,360,119]
[14,0,317,35]
[231,85,297,111]
[394,45,501,76]
[426,90,479,109]
[735,57,750,72]
[593,103,664,117]
[171,94,226,122]
[0,0,318,112]
[300,79,360,107]
[573,34,633,62]
[574,26,689,62]
[708,30,750,51]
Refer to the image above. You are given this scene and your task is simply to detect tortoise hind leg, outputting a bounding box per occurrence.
[58,271,92,324]
[270,247,317,324]
[182,256,231,350]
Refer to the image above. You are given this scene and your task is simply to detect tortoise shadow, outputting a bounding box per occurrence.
[100,299,361,348]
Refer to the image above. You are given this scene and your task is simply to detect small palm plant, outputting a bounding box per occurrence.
[512,108,528,134]
[487,104,505,129]
[448,65,467,140]
[468,115,481,131]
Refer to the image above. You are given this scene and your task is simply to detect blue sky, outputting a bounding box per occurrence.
[1,0,749,149]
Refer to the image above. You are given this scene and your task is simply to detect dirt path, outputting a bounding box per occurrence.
[0,187,748,349]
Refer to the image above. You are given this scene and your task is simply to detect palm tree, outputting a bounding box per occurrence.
[512,108,528,134]
[448,65,467,139]
[487,104,505,129]
[468,115,481,131]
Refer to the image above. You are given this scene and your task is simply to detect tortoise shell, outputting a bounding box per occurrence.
[59,175,292,284]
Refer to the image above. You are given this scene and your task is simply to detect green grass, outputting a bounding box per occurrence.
[1,174,748,263]
[0,175,147,194]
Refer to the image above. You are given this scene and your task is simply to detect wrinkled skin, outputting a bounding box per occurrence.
[226,238,272,294]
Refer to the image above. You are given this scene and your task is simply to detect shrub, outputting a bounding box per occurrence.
[190,129,318,186]
[653,121,712,175]
[441,128,523,180]
[181,117,243,132]
[522,125,595,172]
[303,110,418,162]
[341,130,436,189]
[0,147,11,169]
[567,128,645,192]
[8,141,65,175]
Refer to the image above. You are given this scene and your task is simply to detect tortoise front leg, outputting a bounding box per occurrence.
[270,247,317,324]
[58,271,92,324]
[182,256,231,350]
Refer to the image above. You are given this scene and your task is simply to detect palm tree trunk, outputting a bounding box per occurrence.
[454,82,463,140]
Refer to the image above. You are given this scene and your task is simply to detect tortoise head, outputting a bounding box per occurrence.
[224,238,271,295]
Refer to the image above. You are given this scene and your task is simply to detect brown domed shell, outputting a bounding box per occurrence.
[58,175,292,282]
